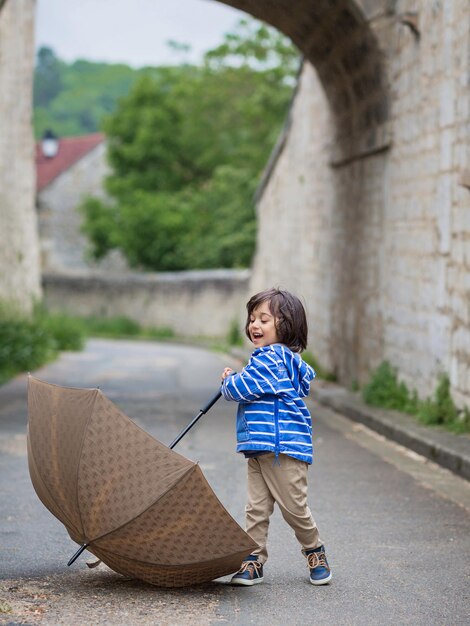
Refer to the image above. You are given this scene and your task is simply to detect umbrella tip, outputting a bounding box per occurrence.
[67,543,89,566]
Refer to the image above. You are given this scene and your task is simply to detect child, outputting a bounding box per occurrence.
[221,288,331,586]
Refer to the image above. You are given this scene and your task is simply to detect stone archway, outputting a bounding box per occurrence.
[218,0,393,384]
[220,0,391,162]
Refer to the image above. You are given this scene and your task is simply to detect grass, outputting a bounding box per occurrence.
[0,303,85,384]
[0,302,175,384]
[77,315,174,341]
[362,361,470,434]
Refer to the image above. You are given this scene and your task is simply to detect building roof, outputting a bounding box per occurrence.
[36,133,105,191]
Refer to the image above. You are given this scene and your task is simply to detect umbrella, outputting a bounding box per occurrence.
[27,375,257,587]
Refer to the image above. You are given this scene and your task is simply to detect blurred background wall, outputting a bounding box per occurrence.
[0,0,41,313]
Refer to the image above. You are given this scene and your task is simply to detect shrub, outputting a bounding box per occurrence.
[362,361,416,412]
[363,361,469,434]
[417,374,464,431]
[0,303,87,384]
[227,320,244,347]
[63,314,176,342]
[80,315,141,337]
[36,310,86,351]
[0,306,57,383]
[142,326,175,340]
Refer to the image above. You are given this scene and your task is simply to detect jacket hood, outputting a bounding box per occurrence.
[254,344,315,397]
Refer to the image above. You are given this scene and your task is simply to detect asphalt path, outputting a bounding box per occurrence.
[0,339,469,625]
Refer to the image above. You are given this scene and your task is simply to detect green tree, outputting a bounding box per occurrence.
[80,18,299,271]
[33,46,64,108]
[33,55,146,138]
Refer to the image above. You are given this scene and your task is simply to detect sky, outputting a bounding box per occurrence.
[35,0,245,67]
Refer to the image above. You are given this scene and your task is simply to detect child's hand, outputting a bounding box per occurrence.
[221,367,234,381]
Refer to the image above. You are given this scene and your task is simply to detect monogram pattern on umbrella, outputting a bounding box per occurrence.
[78,393,193,539]
[28,380,98,533]
[94,465,255,564]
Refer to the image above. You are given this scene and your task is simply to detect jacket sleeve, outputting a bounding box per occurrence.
[298,363,316,397]
[222,351,278,402]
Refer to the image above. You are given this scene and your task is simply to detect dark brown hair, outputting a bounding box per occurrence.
[245,288,308,352]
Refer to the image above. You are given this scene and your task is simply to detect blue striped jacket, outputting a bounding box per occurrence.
[222,344,316,464]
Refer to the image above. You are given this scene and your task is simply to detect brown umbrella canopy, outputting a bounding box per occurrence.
[27,376,257,587]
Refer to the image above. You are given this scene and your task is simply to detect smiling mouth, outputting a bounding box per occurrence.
[252,333,263,340]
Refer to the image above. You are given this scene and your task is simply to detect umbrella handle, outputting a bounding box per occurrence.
[169,385,226,449]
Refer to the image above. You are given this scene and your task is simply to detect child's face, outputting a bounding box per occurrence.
[248,301,279,348]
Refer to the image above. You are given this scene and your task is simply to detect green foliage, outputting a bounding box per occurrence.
[0,310,55,383]
[77,18,298,271]
[79,197,117,260]
[0,303,84,384]
[417,374,460,428]
[227,320,244,347]
[37,311,86,351]
[35,19,299,271]
[204,18,299,80]
[33,47,64,108]
[33,51,145,138]
[362,361,418,412]
[176,165,257,269]
[302,351,337,382]
[143,326,176,341]
[0,302,177,385]
[79,316,141,337]
[362,361,469,434]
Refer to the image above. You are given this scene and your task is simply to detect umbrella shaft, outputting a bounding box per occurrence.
[169,411,203,449]
[169,387,223,449]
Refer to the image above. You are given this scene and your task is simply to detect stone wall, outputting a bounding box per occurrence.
[0,0,40,312]
[43,270,250,339]
[250,0,470,405]
[384,0,470,406]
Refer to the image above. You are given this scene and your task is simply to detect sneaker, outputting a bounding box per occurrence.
[230,555,264,586]
[303,545,332,585]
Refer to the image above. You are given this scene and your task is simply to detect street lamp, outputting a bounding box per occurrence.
[41,129,59,158]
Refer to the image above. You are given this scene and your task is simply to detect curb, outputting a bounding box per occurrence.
[314,384,470,482]
[228,348,470,482]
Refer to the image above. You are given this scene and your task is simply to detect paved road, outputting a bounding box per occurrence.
[0,339,469,625]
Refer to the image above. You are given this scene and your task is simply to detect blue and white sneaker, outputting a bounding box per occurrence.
[230,555,264,586]
[303,545,332,585]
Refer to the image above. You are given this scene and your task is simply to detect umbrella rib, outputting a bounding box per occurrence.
[74,388,101,541]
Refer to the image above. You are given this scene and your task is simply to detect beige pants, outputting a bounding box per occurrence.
[245,453,322,564]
